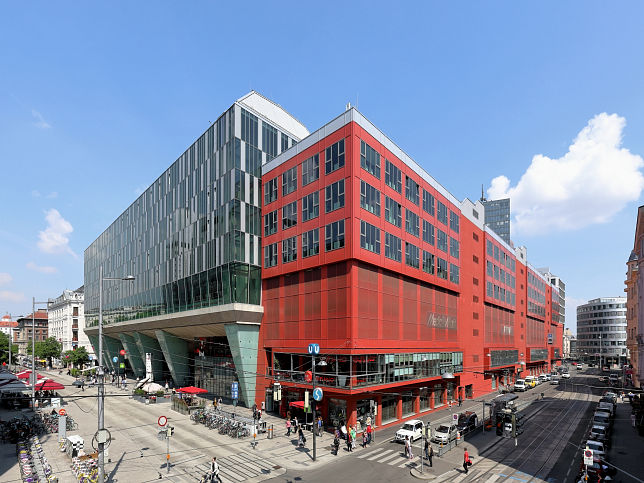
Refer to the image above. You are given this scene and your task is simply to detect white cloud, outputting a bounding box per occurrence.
[488,113,644,236]
[31,109,51,129]
[0,273,12,285]
[31,190,41,198]
[37,209,76,257]
[26,262,57,274]
[0,291,25,303]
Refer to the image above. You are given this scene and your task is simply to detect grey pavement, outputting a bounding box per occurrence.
[606,398,644,483]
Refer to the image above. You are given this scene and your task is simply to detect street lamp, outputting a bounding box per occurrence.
[311,357,326,462]
[31,298,52,411]
[97,266,134,483]
[598,335,602,371]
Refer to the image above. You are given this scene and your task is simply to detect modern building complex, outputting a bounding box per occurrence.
[562,328,576,359]
[15,311,48,356]
[539,268,566,327]
[576,297,628,367]
[84,93,563,428]
[626,205,644,388]
[48,287,93,359]
[481,197,511,245]
[84,92,308,406]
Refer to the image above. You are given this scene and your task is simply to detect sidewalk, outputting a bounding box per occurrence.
[606,399,644,482]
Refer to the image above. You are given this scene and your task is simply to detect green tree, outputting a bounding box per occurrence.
[27,337,61,367]
[64,346,90,368]
[0,332,18,364]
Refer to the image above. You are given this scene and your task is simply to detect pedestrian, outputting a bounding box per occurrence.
[350,425,357,450]
[631,412,636,428]
[293,416,299,433]
[426,439,433,467]
[404,436,410,458]
[317,416,323,436]
[458,395,463,407]
[165,381,169,393]
[298,427,306,447]
[408,436,414,460]
[346,429,352,452]
[463,447,471,474]
[218,397,222,408]
[340,422,347,440]
[362,431,368,448]
[210,457,220,483]
[333,434,340,455]
[286,418,292,436]
[366,423,372,444]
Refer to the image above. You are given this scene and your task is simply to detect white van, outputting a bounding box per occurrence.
[514,379,526,392]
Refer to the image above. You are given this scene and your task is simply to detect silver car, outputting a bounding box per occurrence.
[432,424,458,444]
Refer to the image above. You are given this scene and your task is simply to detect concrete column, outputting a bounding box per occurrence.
[132,332,164,383]
[155,330,190,387]
[375,394,382,427]
[118,333,145,378]
[102,336,124,375]
[88,335,113,373]
[396,395,403,420]
[413,389,420,414]
[225,323,260,408]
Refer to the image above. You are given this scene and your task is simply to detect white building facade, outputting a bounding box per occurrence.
[48,287,94,359]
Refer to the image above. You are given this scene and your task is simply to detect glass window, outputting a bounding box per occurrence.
[423,190,435,216]
[325,179,345,213]
[302,153,319,186]
[282,201,297,230]
[264,210,278,236]
[487,281,493,297]
[360,140,381,178]
[405,242,419,268]
[385,196,402,227]
[385,159,402,192]
[282,236,297,263]
[487,240,493,256]
[282,166,297,196]
[360,220,381,254]
[494,245,499,261]
[437,257,448,279]
[450,211,460,233]
[385,232,402,261]
[325,139,345,174]
[449,237,459,259]
[241,108,258,147]
[405,209,419,237]
[360,181,381,216]
[281,132,290,153]
[487,261,493,277]
[422,251,434,274]
[302,192,319,222]
[264,177,278,205]
[405,176,419,205]
[262,121,278,159]
[264,243,278,268]
[437,229,448,252]
[302,229,319,258]
[325,219,345,252]
[450,264,459,284]
[422,220,435,245]
[437,200,447,225]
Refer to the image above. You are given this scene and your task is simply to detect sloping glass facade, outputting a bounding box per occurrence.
[85,104,298,327]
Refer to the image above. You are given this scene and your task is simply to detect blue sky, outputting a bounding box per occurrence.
[1,2,643,334]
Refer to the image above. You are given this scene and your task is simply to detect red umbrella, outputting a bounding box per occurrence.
[34,379,65,391]
[177,386,207,394]
[16,371,43,380]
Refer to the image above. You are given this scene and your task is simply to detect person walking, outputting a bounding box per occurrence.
[317,416,323,436]
[463,447,471,474]
[298,427,306,447]
[350,425,357,450]
[404,436,410,458]
[366,423,372,444]
[333,433,340,455]
[362,431,368,448]
[458,394,463,407]
[346,428,353,452]
[408,436,414,460]
[209,457,221,483]
[286,418,292,436]
[425,439,433,467]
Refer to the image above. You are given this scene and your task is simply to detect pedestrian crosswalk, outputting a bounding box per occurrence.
[355,446,426,468]
[176,451,283,483]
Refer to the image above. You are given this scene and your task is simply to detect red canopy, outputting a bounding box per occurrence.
[289,401,305,409]
[177,386,207,394]
[34,379,65,391]
[16,371,43,380]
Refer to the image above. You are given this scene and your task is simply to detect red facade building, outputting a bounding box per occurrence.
[256,109,562,431]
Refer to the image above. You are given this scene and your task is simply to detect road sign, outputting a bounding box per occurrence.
[158,416,168,427]
[313,387,323,401]
[307,343,320,355]
[59,409,66,416]
[453,413,459,423]
[119,349,126,356]
[584,448,594,465]
[305,370,313,382]
[119,362,125,369]
[112,356,118,363]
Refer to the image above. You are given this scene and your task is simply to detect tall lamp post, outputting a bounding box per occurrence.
[598,335,602,370]
[97,266,134,483]
[31,298,52,411]
[311,356,326,461]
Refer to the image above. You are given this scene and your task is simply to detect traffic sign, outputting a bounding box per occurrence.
[59,409,66,416]
[584,448,594,465]
[158,415,168,427]
[313,387,323,401]
[119,349,126,356]
[112,356,118,363]
[307,343,320,355]
[453,413,459,423]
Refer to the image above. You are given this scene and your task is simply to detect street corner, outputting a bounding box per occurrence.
[410,467,439,480]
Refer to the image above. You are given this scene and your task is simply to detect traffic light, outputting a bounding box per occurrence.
[167,426,174,437]
[503,413,513,438]
[495,412,504,436]
[512,412,525,437]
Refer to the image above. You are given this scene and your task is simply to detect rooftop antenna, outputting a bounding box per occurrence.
[480,184,487,202]
[346,102,351,111]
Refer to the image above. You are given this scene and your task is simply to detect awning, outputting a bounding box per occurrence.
[34,379,65,391]
[177,386,207,394]
[289,401,305,409]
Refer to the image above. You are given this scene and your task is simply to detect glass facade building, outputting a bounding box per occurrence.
[84,92,308,406]
[577,297,628,365]
[482,198,511,244]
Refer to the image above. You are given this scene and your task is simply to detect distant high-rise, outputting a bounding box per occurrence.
[481,197,511,244]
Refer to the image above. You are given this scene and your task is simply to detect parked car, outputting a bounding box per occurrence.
[524,376,537,388]
[395,419,424,443]
[538,374,548,384]
[561,372,571,379]
[592,413,612,431]
[603,391,618,404]
[598,402,615,417]
[577,363,584,370]
[514,379,527,392]
[432,424,458,444]
[456,411,478,434]
[599,375,609,383]
[589,425,610,447]
[550,376,560,385]
[599,396,616,411]
[585,440,608,460]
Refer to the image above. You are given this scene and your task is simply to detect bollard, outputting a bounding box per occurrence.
[267,424,274,439]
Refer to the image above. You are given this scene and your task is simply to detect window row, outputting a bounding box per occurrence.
[486,281,516,305]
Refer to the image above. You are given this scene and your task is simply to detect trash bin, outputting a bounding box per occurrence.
[267,424,273,439]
